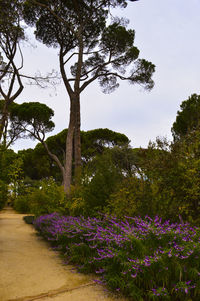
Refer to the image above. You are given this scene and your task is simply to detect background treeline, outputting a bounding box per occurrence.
[1,94,200,224]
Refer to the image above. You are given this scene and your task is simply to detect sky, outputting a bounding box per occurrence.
[12,0,200,151]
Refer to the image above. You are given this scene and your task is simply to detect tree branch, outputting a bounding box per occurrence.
[79,57,113,92]
[59,47,73,96]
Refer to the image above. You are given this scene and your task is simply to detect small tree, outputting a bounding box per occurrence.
[8,157,24,201]
[24,0,155,194]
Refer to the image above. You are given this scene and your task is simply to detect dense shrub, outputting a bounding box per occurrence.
[13,178,65,216]
[14,194,30,213]
[108,177,153,218]
[34,213,200,300]
[79,151,123,215]
[64,185,86,216]
[0,180,7,210]
[28,178,65,216]
[23,215,35,224]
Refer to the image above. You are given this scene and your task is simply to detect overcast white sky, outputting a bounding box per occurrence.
[12,0,200,151]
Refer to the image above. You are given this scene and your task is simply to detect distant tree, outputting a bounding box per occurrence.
[10,101,55,138]
[102,144,140,177]
[172,94,200,141]
[19,128,129,183]
[24,0,155,193]
[81,128,129,163]
[0,100,25,148]
[0,100,55,150]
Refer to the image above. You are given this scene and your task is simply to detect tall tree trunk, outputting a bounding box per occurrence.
[0,103,8,143]
[64,97,76,194]
[59,43,82,194]
[63,94,82,194]
[74,96,81,185]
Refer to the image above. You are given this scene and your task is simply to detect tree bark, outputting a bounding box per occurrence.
[0,103,9,142]
[74,96,81,185]
[63,94,81,194]
[58,40,83,194]
[64,97,76,194]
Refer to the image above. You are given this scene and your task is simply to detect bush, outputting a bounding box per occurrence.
[65,185,86,216]
[108,177,152,218]
[0,180,7,210]
[13,177,65,215]
[14,194,31,213]
[82,152,123,214]
[23,215,35,224]
[28,178,65,216]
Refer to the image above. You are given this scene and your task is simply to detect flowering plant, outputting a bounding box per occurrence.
[34,213,200,300]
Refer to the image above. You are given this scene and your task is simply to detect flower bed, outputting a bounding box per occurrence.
[34,213,200,300]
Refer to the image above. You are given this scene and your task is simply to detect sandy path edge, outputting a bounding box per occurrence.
[0,208,126,301]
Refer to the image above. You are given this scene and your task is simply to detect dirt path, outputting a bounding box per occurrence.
[0,208,126,301]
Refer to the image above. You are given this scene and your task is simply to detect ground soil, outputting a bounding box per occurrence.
[0,208,126,301]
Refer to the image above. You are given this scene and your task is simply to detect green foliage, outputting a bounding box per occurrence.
[10,102,54,131]
[80,142,168,219]
[34,213,200,300]
[81,128,129,162]
[18,147,60,182]
[0,147,25,209]
[101,23,136,56]
[24,0,155,92]
[172,94,200,141]
[23,0,154,192]
[13,178,40,213]
[0,146,17,183]
[8,157,24,200]
[148,287,170,300]
[18,128,129,182]
[8,125,200,224]
[23,215,35,224]
[82,150,123,214]
[0,0,24,39]
[0,0,25,144]
[14,177,66,215]
[0,179,7,209]
[14,194,30,213]
[170,129,200,223]
[9,101,55,142]
[104,134,200,223]
[65,185,86,216]
[134,139,179,219]
[28,178,65,216]
[61,145,135,217]
[0,100,55,148]
[108,177,149,218]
